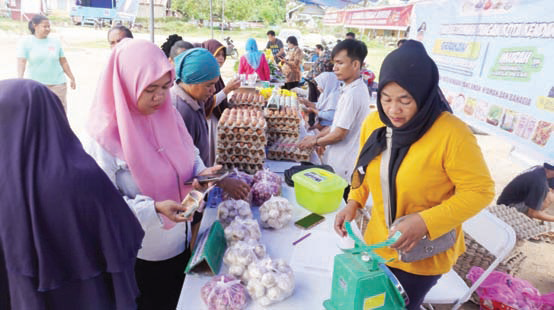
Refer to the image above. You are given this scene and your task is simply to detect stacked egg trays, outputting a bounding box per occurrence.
[264,107,301,144]
[453,233,527,303]
[267,137,311,162]
[229,90,266,109]
[216,107,266,174]
[488,205,550,240]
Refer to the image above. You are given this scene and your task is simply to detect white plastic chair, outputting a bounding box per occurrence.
[423,209,516,309]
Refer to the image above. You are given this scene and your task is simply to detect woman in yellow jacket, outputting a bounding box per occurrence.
[335,40,494,309]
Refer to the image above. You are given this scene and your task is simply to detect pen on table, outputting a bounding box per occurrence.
[292,233,311,246]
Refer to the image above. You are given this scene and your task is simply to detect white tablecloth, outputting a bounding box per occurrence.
[177,161,345,310]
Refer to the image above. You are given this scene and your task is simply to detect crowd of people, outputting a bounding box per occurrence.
[3,19,553,310]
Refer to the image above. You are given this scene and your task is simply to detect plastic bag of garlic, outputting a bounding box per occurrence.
[223,239,268,281]
[259,196,293,229]
[244,258,295,306]
[217,199,252,227]
[223,217,262,246]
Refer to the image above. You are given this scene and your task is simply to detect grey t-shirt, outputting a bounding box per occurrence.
[266,38,284,57]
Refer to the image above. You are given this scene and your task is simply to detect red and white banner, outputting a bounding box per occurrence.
[324,4,413,30]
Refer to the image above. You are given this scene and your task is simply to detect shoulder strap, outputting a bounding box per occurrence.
[380,127,393,228]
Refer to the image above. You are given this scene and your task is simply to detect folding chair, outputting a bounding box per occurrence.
[423,209,516,309]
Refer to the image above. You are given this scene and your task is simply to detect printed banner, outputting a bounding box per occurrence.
[410,0,554,161]
[324,4,413,30]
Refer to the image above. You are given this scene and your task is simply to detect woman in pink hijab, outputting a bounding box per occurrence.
[86,38,220,310]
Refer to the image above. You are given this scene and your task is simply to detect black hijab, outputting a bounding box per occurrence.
[0,79,144,292]
[351,40,452,220]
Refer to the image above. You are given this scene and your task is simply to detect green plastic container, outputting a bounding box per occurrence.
[292,168,348,214]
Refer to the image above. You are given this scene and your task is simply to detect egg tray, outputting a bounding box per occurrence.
[216,154,265,165]
[266,138,312,162]
[218,126,266,135]
[267,132,299,140]
[219,162,264,175]
[217,146,266,157]
[453,233,527,303]
[488,205,550,240]
[229,91,266,109]
[218,132,267,145]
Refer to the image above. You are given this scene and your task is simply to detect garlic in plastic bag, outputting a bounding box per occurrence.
[200,274,248,310]
[224,218,261,245]
[217,199,252,227]
[259,196,293,229]
[223,240,267,281]
[244,258,295,306]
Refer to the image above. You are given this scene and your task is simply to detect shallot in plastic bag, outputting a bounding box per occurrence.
[201,274,248,310]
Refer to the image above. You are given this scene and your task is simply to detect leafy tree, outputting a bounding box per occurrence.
[172,0,286,24]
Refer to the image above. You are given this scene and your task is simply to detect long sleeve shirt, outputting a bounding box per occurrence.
[238,54,270,81]
[85,137,206,261]
[348,111,495,275]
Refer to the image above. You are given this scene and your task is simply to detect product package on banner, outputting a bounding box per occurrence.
[409,0,554,162]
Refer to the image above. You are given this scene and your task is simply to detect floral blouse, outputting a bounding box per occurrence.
[282,46,303,83]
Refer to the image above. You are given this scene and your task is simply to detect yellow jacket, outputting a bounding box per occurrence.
[348,111,494,275]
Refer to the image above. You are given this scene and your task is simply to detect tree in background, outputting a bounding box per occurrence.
[172,0,286,25]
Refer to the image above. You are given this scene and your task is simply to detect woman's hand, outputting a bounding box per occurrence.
[389,213,428,252]
[224,78,241,94]
[218,178,251,200]
[334,201,361,237]
[69,78,76,90]
[154,200,192,223]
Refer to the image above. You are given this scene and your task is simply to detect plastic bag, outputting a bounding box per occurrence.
[224,217,262,245]
[253,168,282,185]
[201,274,248,310]
[244,258,295,306]
[223,239,267,281]
[251,178,281,206]
[467,266,548,310]
[217,199,252,227]
[259,196,293,229]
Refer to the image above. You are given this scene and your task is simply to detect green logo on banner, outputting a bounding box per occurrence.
[489,47,543,82]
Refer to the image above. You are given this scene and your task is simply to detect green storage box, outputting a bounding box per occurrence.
[292,168,347,214]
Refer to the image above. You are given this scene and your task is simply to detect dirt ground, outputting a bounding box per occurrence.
[1,25,552,308]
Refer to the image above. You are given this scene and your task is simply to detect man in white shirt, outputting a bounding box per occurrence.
[299,39,371,200]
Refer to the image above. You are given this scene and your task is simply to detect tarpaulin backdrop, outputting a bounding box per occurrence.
[324,4,413,30]
[410,0,554,161]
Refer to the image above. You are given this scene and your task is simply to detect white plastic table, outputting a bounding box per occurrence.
[176,162,344,310]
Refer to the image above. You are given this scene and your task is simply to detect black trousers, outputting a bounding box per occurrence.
[283,81,299,90]
[135,249,191,310]
[389,267,441,310]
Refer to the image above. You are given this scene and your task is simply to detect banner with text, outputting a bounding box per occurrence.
[410,0,554,161]
[324,5,413,30]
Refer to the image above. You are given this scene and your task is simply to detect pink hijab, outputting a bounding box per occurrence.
[88,38,195,228]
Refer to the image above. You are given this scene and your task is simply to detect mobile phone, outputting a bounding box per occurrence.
[294,213,325,230]
[184,171,228,185]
